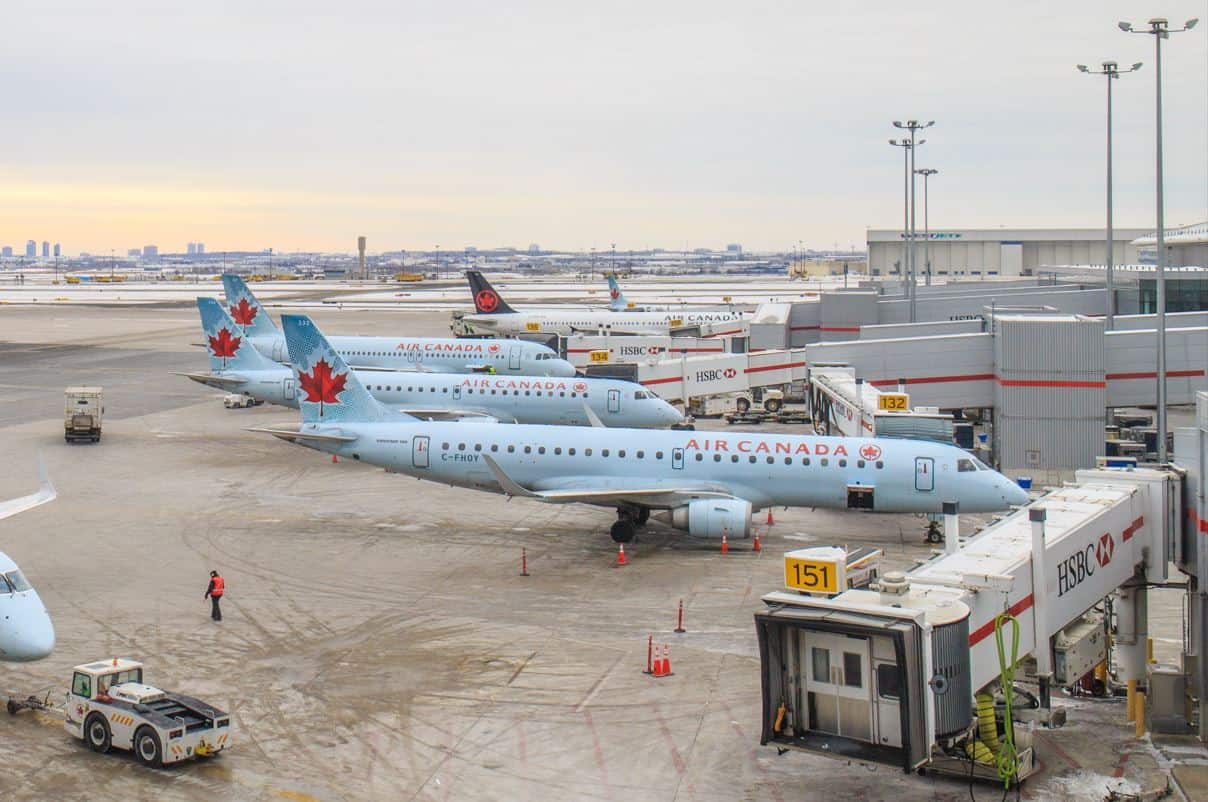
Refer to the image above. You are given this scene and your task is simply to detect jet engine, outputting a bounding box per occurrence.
[668,499,752,538]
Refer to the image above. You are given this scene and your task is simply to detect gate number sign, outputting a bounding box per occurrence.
[784,556,842,595]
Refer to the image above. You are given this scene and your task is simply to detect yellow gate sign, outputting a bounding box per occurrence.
[784,548,845,595]
[877,393,909,411]
[589,350,610,364]
[525,322,541,332]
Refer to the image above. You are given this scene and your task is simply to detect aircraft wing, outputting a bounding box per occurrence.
[396,409,509,423]
[246,426,358,443]
[175,371,248,388]
[0,459,57,522]
[480,456,732,508]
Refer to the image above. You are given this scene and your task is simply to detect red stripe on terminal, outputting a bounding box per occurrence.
[789,325,821,331]
[745,361,807,375]
[869,373,996,387]
[1193,508,1208,535]
[996,378,1106,389]
[1121,516,1144,542]
[820,326,860,333]
[642,376,683,386]
[969,595,1035,646]
[706,329,745,337]
[1107,369,1205,380]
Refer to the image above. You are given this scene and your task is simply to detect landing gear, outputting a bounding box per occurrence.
[635,507,650,526]
[925,520,943,544]
[610,519,637,543]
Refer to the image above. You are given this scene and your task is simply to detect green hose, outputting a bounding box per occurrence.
[993,611,1021,789]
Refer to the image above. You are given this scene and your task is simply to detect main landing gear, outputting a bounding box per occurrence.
[610,506,651,543]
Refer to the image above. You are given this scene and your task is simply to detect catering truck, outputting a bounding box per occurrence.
[64,386,103,443]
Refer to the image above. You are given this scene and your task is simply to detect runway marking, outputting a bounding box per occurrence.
[719,699,785,802]
[583,709,614,800]
[516,719,528,768]
[507,651,537,686]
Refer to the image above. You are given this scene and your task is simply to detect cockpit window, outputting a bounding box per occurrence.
[971,457,990,471]
[4,570,30,592]
[633,391,649,400]
[957,459,977,473]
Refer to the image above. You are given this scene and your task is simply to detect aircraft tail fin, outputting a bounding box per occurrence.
[606,274,630,311]
[221,274,279,336]
[281,314,414,424]
[466,270,516,314]
[197,297,281,372]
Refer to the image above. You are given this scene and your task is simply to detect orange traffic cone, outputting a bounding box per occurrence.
[617,543,627,567]
[660,644,673,677]
[720,534,729,555]
[752,532,762,552]
[331,453,339,463]
[766,509,774,525]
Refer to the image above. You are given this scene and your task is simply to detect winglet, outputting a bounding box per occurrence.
[580,400,606,428]
[37,454,56,503]
[480,454,540,498]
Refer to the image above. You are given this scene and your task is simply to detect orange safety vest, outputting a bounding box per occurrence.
[210,576,224,597]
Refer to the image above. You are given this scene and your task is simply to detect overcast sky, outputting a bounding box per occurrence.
[1,0,1205,254]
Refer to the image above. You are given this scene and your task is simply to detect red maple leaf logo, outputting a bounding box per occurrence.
[488,343,501,353]
[229,297,258,326]
[475,289,499,313]
[610,287,619,300]
[859,444,883,461]
[208,327,241,366]
[298,358,348,416]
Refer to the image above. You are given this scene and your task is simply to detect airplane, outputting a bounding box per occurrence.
[221,274,575,377]
[453,271,748,337]
[605,274,742,315]
[182,298,683,428]
[253,314,1029,545]
[0,462,57,662]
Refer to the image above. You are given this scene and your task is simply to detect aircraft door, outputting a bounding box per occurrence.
[283,377,296,401]
[509,346,521,371]
[672,448,684,470]
[607,389,621,414]
[914,457,934,492]
[452,385,461,400]
[801,633,874,742]
[412,436,430,469]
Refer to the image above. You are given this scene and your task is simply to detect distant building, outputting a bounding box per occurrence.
[196,242,205,254]
[53,243,60,258]
[142,245,158,259]
[41,241,49,258]
[127,248,141,258]
[186,242,197,255]
[528,243,540,254]
[25,240,36,258]
[1,246,11,258]
[726,243,742,255]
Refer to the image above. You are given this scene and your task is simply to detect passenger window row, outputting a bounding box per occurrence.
[435,441,885,470]
[371,386,586,398]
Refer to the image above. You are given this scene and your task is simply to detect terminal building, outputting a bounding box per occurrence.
[866,227,1149,278]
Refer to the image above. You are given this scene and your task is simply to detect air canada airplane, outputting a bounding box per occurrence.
[254,314,1028,544]
[221,274,574,377]
[605,275,741,315]
[184,298,682,428]
[0,463,57,662]
[453,271,748,337]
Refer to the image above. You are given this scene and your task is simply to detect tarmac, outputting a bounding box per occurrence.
[0,297,1201,801]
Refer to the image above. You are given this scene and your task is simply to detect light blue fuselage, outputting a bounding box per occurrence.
[292,422,1027,514]
[250,334,574,377]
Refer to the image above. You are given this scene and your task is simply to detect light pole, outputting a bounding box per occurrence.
[915,168,937,286]
[892,120,934,321]
[1078,60,1142,330]
[1119,16,1197,464]
[888,139,912,292]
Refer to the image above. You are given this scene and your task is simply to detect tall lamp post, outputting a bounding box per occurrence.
[892,120,934,322]
[888,139,913,298]
[915,168,938,286]
[1077,60,1143,330]
[1118,16,1197,464]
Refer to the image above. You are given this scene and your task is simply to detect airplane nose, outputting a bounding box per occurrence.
[4,597,55,661]
[549,360,576,377]
[662,403,685,426]
[1006,480,1030,507]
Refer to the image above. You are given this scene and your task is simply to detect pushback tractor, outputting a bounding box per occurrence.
[63,658,231,766]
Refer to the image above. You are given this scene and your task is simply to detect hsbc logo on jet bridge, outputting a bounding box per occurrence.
[1057,532,1115,597]
[695,368,739,382]
[619,345,664,356]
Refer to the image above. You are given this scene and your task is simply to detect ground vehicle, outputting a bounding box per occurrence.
[64,387,103,443]
[64,658,230,766]
[223,393,262,409]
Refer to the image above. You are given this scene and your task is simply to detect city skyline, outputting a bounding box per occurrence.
[2,0,1205,254]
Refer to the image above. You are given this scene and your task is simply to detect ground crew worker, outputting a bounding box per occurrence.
[204,570,224,621]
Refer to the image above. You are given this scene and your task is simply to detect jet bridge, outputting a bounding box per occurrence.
[808,364,954,442]
[755,465,1183,777]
